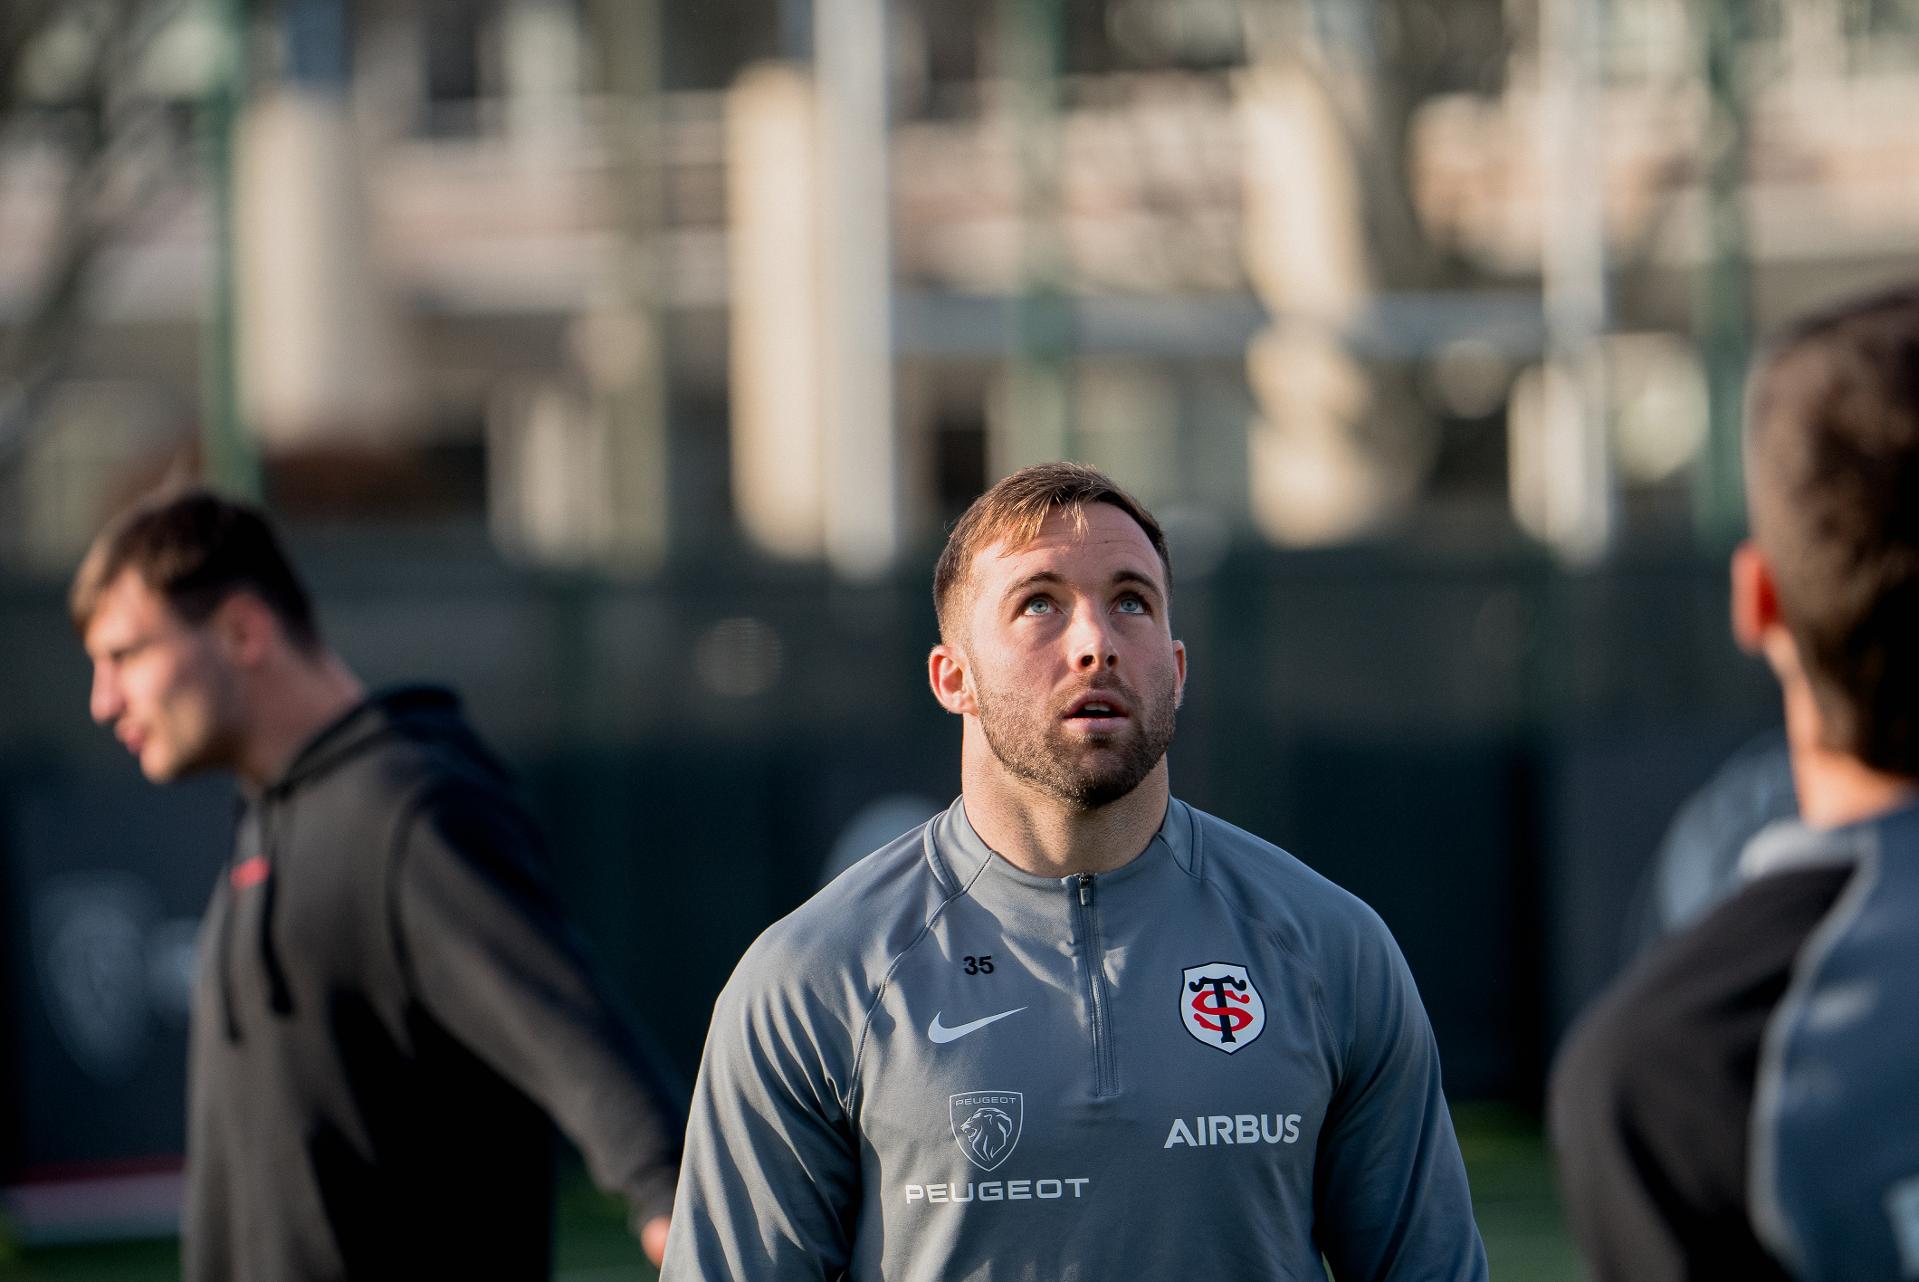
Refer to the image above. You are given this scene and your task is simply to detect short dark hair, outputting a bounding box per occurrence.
[70,488,322,651]
[1746,285,1919,774]
[934,461,1171,641]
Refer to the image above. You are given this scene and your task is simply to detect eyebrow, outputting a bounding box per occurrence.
[999,570,1066,607]
[1109,568,1161,598]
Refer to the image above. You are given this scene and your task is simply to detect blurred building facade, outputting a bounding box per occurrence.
[2,0,1918,577]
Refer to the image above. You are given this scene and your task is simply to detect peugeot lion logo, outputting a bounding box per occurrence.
[950,1090,1023,1171]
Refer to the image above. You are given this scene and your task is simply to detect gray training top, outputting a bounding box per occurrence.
[663,798,1487,1282]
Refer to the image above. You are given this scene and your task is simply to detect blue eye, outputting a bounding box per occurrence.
[1023,597,1055,616]
[1115,594,1147,614]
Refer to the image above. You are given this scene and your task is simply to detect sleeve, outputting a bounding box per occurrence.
[660,938,859,1281]
[1311,915,1488,1282]
[1548,869,1845,1282]
[1547,979,1718,1282]
[391,777,685,1232]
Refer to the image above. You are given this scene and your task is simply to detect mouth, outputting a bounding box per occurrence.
[1061,691,1131,733]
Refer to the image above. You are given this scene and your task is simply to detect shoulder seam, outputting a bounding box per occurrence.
[844,823,991,1115]
[1179,799,1204,879]
[1747,841,1878,1272]
[1177,814,1340,1059]
[381,774,446,1003]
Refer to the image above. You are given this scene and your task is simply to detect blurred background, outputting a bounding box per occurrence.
[2,0,1916,1275]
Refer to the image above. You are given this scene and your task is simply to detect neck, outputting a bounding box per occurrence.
[236,651,366,791]
[959,728,1170,877]
[1782,672,1919,830]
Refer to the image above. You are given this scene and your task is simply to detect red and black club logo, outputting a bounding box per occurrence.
[1180,962,1266,1053]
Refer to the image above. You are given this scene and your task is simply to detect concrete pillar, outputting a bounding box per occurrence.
[234,0,416,449]
[726,63,827,560]
[1524,0,1614,562]
[814,0,901,579]
[726,29,903,579]
[1239,63,1422,544]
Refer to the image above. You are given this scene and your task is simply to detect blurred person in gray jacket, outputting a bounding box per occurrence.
[1625,726,1796,955]
[1552,286,1919,1280]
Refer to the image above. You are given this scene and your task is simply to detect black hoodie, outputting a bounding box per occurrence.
[185,686,682,1280]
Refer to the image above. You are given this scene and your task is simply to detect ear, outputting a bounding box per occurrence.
[928,642,977,717]
[1172,638,1188,709]
[211,592,279,668]
[1730,541,1780,657]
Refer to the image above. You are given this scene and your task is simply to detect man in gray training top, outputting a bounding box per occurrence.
[663,462,1486,1281]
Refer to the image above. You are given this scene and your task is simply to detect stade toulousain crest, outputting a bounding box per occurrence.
[950,1091,1024,1171]
[1181,962,1266,1053]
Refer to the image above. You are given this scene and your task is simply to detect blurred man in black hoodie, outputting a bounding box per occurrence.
[72,488,681,1279]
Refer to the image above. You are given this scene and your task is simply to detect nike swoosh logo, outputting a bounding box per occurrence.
[927,1007,1027,1044]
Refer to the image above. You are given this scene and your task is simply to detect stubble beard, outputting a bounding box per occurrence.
[146,710,237,784]
[975,676,1178,811]
[149,660,249,784]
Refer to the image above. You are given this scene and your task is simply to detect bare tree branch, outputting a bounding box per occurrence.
[0,0,191,469]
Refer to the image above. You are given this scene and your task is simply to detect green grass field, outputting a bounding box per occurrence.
[0,1104,1580,1280]
[1455,1103,1583,1281]
[0,1175,659,1282]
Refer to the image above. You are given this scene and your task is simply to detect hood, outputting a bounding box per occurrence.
[219,684,502,1042]
[265,685,504,798]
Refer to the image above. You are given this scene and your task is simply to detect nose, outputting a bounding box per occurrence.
[90,662,122,726]
[1068,609,1119,672]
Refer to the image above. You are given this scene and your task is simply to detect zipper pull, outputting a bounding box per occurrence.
[1078,872,1093,906]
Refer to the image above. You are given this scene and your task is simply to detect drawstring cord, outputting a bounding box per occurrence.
[217,793,295,1041]
[259,799,293,1015]
[218,799,250,1042]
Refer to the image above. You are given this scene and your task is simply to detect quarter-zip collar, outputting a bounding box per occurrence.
[929,795,1201,1101]
[253,685,466,800]
[928,794,1196,898]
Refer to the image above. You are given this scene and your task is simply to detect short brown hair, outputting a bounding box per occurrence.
[934,461,1171,641]
[71,488,322,651]
[1746,285,1919,774]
